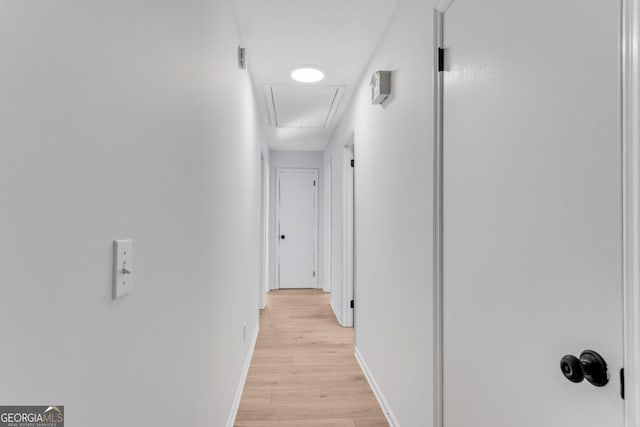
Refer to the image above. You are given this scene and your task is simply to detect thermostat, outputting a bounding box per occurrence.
[370,70,391,104]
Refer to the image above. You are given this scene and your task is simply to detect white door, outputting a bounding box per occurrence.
[442,1,623,426]
[277,169,318,289]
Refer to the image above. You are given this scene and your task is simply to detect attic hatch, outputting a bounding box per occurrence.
[264,85,345,128]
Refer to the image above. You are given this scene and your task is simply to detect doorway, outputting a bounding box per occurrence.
[276,168,319,289]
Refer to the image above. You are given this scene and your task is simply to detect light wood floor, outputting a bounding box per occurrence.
[235,289,388,427]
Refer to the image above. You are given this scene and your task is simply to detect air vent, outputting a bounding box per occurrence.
[264,85,344,128]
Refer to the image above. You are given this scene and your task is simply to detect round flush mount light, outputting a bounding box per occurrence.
[291,67,325,83]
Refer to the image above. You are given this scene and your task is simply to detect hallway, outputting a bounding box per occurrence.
[235,290,387,426]
[2,0,639,425]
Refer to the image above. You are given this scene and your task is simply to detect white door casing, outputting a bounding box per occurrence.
[440,1,624,426]
[323,161,332,293]
[259,154,268,309]
[622,0,640,424]
[276,168,319,289]
[343,145,355,327]
[264,155,270,297]
[258,154,266,309]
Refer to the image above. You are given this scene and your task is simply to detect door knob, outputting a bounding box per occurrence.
[560,350,609,387]
[280,235,285,239]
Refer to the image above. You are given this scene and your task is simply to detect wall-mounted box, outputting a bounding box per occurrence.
[370,70,391,104]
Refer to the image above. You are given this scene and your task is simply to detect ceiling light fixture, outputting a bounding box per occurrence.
[291,67,325,83]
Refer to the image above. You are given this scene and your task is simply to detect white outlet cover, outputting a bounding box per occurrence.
[113,239,133,299]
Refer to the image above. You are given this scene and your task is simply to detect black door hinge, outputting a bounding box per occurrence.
[313,180,316,186]
[350,159,354,168]
[621,368,625,399]
[438,47,445,72]
[350,299,354,309]
[313,271,316,278]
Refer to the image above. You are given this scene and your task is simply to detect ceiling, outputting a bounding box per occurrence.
[233,0,399,151]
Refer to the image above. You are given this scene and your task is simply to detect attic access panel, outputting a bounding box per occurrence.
[265,85,345,128]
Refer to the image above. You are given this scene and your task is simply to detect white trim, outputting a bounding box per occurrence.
[354,347,399,427]
[274,168,320,289]
[323,161,332,293]
[622,0,640,425]
[258,154,267,310]
[324,87,346,128]
[330,300,344,326]
[432,7,446,427]
[342,144,355,327]
[263,155,270,301]
[275,168,281,289]
[435,0,455,13]
[263,86,278,127]
[226,325,259,427]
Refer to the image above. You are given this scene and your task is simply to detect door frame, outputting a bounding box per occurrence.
[274,167,319,290]
[258,153,265,310]
[622,0,640,424]
[432,4,447,427]
[434,0,640,425]
[259,153,269,309]
[342,143,355,327]
[323,161,332,293]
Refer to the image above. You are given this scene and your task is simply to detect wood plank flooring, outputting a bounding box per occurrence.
[235,289,388,427]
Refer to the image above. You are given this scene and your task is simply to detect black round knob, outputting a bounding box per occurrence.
[560,355,584,383]
[560,350,609,387]
[580,350,609,387]
[280,235,285,239]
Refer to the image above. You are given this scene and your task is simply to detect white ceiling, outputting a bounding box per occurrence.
[233,0,399,151]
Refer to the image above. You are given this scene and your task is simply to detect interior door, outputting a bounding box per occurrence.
[278,169,318,289]
[441,1,623,426]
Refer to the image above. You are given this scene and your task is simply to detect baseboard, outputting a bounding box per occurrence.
[330,300,344,326]
[354,346,399,427]
[226,324,259,427]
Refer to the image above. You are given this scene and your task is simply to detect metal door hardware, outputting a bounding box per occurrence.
[560,350,609,387]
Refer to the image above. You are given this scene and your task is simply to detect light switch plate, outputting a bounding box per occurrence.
[113,239,133,299]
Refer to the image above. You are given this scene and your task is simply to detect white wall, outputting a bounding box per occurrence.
[323,0,436,424]
[268,151,324,290]
[0,1,266,425]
